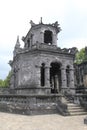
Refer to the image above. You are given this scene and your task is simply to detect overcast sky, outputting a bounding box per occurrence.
[0,0,87,79]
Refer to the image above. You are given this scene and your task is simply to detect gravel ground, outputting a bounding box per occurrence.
[0,112,87,130]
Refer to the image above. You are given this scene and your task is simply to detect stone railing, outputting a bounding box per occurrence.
[76,87,87,94]
[64,90,87,105]
[31,43,77,55]
[57,99,69,116]
[18,43,77,56]
[0,88,10,94]
[79,94,87,110]
[0,94,62,115]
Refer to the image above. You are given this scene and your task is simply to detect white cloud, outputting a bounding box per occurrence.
[0,55,11,79]
[73,0,87,12]
[59,38,87,50]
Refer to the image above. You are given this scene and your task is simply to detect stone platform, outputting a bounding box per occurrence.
[0,94,65,115]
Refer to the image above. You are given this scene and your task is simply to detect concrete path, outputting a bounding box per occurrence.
[0,112,87,130]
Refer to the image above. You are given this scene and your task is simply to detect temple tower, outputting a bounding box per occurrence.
[10,18,76,95]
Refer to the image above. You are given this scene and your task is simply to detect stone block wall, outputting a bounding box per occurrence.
[11,47,75,95]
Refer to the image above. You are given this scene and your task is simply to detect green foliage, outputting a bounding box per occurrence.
[4,71,12,87]
[75,48,87,64]
[0,71,12,87]
[0,79,6,87]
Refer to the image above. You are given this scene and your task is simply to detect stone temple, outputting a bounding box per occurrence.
[2,18,87,116]
[9,19,76,95]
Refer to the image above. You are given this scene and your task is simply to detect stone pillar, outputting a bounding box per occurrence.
[79,67,82,85]
[35,65,41,87]
[55,75,59,93]
[45,66,50,87]
[69,66,75,94]
[53,33,57,45]
[10,73,15,89]
[61,66,67,93]
[51,77,54,89]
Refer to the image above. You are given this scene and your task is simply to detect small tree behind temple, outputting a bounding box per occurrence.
[75,47,87,64]
[4,71,12,87]
[0,71,12,87]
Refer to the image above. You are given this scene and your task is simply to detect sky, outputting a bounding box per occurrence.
[0,0,87,79]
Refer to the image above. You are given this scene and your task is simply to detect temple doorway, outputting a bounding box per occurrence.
[50,62,61,93]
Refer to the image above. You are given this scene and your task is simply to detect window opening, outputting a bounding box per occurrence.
[66,66,70,87]
[44,30,52,44]
[41,63,45,86]
[27,38,30,48]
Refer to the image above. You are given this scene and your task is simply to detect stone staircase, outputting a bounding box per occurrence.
[65,98,87,116]
[67,102,87,116]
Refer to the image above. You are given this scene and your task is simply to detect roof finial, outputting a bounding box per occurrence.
[40,17,43,24]
[13,36,21,57]
[30,20,35,27]
[16,35,20,44]
[15,35,20,48]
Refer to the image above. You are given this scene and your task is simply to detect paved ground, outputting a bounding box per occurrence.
[0,112,87,130]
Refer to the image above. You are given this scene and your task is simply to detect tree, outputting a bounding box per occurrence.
[0,71,12,87]
[0,79,5,87]
[4,71,12,87]
[75,48,87,64]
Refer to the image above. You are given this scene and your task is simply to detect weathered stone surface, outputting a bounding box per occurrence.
[0,94,62,115]
[9,20,76,95]
[0,88,9,94]
[0,19,77,115]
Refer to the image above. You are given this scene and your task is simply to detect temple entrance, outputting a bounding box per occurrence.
[50,62,61,93]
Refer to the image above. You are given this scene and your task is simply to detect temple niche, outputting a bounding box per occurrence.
[9,18,76,95]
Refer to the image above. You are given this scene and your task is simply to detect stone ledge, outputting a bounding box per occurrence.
[0,94,62,98]
[14,87,51,89]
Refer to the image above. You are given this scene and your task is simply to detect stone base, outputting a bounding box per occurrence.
[0,94,62,115]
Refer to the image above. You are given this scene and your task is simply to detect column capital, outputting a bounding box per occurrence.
[69,67,74,71]
[70,68,74,71]
[60,67,66,70]
[60,64,66,70]
[40,31,44,34]
[45,65,50,68]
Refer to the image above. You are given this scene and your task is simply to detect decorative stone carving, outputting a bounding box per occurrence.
[13,36,21,57]
[30,20,35,27]
[70,47,78,54]
[52,21,61,33]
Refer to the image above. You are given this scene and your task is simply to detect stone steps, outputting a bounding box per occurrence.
[67,101,87,116]
[63,97,87,116]
[70,111,87,116]
[68,108,84,112]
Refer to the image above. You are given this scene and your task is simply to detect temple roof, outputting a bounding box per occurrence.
[22,18,61,42]
[29,19,61,33]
